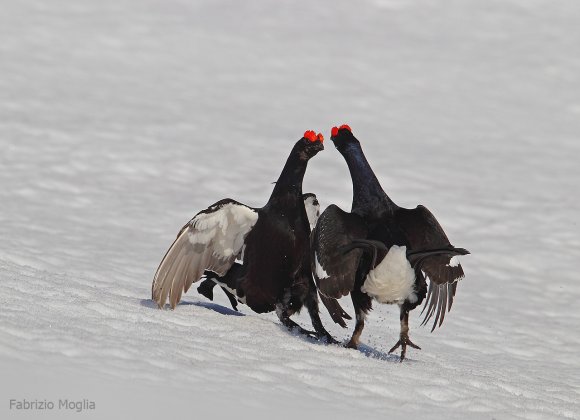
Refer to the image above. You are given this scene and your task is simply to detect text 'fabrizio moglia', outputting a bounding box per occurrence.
[10,399,96,413]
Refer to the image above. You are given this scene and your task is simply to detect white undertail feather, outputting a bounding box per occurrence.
[361,245,417,304]
[152,202,258,309]
[447,256,460,268]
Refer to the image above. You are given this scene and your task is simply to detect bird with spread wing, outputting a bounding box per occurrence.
[152,130,337,342]
[311,125,469,360]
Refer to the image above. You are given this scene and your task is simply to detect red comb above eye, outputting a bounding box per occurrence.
[317,133,324,142]
[303,130,317,142]
[331,124,352,137]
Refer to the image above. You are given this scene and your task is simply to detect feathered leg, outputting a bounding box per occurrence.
[198,279,239,311]
[346,289,372,349]
[197,278,216,301]
[389,306,421,362]
[275,302,317,338]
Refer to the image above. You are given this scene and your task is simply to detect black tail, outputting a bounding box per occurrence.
[339,239,388,269]
[407,247,470,268]
[341,239,469,269]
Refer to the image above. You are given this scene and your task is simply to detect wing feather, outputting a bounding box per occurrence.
[152,199,258,308]
[311,205,367,299]
[396,205,468,330]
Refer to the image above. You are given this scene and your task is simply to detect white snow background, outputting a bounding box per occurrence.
[1,0,579,419]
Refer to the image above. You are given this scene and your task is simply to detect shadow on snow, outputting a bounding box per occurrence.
[139,298,245,317]
[141,298,413,362]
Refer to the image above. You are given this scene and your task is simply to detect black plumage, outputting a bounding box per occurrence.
[152,131,336,341]
[197,193,322,312]
[311,125,469,360]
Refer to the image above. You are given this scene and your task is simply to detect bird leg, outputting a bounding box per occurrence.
[303,285,339,344]
[345,310,365,349]
[275,303,317,339]
[222,288,239,311]
[197,279,216,301]
[198,276,239,311]
[346,289,372,349]
[388,308,421,362]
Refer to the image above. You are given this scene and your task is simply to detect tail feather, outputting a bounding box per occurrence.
[319,293,351,328]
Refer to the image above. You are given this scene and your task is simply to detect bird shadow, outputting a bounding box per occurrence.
[139,298,244,317]
[181,300,245,316]
[141,299,413,362]
[356,343,407,363]
[280,328,415,363]
[139,299,158,309]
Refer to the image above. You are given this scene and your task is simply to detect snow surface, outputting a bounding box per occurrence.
[1,0,580,419]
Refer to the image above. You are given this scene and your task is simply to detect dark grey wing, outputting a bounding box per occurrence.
[318,293,352,328]
[395,205,469,331]
[311,204,368,299]
[152,199,258,309]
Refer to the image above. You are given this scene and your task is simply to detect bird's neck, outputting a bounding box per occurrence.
[267,149,307,207]
[340,142,397,215]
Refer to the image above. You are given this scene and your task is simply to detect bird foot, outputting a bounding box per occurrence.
[289,327,339,344]
[345,340,358,350]
[388,334,421,362]
[303,330,340,345]
[286,323,317,338]
[316,332,340,345]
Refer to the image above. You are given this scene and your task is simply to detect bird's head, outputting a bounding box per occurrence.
[330,124,359,151]
[296,130,324,159]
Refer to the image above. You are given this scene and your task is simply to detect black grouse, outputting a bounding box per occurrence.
[311,125,469,360]
[152,130,336,342]
[196,193,322,311]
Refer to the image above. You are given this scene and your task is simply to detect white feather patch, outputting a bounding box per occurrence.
[361,245,416,304]
[448,256,460,267]
[188,203,258,256]
[314,252,329,280]
[152,201,258,309]
[304,196,320,230]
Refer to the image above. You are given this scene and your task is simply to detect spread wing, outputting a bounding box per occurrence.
[395,205,468,331]
[311,204,368,299]
[152,199,258,309]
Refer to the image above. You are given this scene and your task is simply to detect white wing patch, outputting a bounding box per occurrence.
[361,245,417,305]
[152,201,258,309]
[188,203,257,258]
[314,252,329,280]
